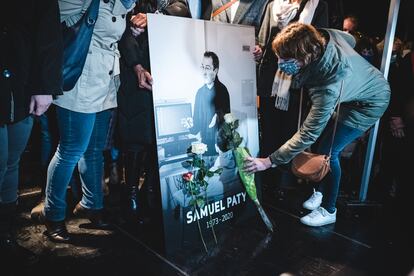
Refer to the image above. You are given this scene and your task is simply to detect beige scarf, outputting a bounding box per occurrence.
[271,0,319,111]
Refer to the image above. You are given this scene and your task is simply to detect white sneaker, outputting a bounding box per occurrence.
[302,189,323,210]
[300,207,336,227]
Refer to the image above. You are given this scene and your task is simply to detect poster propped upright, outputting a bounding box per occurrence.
[147,14,260,254]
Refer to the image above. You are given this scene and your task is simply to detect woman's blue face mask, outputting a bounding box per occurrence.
[278,58,301,75]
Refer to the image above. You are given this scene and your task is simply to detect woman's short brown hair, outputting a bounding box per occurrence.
[272,22,326,66]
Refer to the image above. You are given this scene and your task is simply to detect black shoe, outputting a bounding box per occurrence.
[44,219,70,242]
[73,203,110,229]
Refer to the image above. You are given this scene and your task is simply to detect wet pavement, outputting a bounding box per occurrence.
[6,139,413,276]
[6,178,413,276]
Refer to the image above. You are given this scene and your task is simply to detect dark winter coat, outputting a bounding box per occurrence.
[117,0,190,150]
[0,1,63,126]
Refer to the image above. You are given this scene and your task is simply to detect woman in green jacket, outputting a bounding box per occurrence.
[244,23,390,227]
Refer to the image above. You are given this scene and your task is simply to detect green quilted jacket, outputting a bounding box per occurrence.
[269,28,390,166]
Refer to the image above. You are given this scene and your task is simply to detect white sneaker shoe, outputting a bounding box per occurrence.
[300,207,336,227]
[302,189,323,210]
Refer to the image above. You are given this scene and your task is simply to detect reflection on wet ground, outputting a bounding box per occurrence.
[7,177,413,276]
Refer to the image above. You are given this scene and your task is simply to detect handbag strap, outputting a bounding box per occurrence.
[86,0,100,26]
[298,80,344,157]
[211,0,239,18]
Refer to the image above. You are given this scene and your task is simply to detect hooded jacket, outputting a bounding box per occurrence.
[269,29,390,165]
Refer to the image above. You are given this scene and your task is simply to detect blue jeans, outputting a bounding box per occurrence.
[0,116,33,203]
[38,107,59,168]
[315,121,365,213]
[44,106,111,221]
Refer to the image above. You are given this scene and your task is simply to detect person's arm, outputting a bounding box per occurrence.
[311,0,329,28]
[269,84,340,166]
[119,12,152,90]
[388,56,411,137]
[257,2,272,49]
[118,26,143,68]
[29,0,63,116]
[218,84,231,124]
[31,0,63,96]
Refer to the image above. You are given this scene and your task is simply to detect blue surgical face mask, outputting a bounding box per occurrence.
[278,58,301,75]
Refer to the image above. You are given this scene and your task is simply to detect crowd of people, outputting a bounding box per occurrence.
[1,0,413,262]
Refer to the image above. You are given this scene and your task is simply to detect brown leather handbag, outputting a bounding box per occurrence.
[291,151,331,182]
[291,81,343,182]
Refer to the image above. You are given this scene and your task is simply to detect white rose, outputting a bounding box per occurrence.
[224,113,236,124]
[191,142,208,155]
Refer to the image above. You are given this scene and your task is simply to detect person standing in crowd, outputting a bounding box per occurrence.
[117,0,191,223]
[202,0,268,35]
[376,38,413,201]
[0,0,63,257]
[245,23,390,227]
[32,0,135,242]
[257,0,328,195]
[200,0,268,61]
[342,14,358,34]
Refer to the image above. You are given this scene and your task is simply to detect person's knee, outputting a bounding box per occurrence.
[55,145,85,164]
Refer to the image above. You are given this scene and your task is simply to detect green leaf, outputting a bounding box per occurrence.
[213,168,223,174]
[196,198,205,208]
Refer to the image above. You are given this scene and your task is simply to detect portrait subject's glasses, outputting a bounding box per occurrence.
[200,64,214,71]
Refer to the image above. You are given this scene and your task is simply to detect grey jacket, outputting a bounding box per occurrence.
[269,29,390,166]
[206,0,268,36]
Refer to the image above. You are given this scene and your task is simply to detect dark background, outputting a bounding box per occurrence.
[330,0,413,40]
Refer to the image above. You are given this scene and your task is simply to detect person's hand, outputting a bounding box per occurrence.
[29,95,53,116]
[133,64,153,90]
[253,45,263,61]
[131,13,147,29]
[181,117,193,129]
[130,26,145,37]
[244,156,272,173]
[390,116,405,138]
[208,113,217,128]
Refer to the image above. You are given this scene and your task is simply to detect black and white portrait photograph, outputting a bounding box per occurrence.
[147,14,260,253]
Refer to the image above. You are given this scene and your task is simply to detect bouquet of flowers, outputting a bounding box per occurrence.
[218,113,274,232]
[181,142,222,252]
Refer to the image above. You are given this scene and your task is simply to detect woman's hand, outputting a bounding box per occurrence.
[131,13,147,29]
[29,95,53,116]
[244,156,272,173]
[253,45,263,61]
[389,116,405,138]
[133,64,153,90]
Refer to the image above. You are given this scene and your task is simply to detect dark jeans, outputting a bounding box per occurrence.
[44,106,111,221]
[0,117,33,203]
[316,120,364,213]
